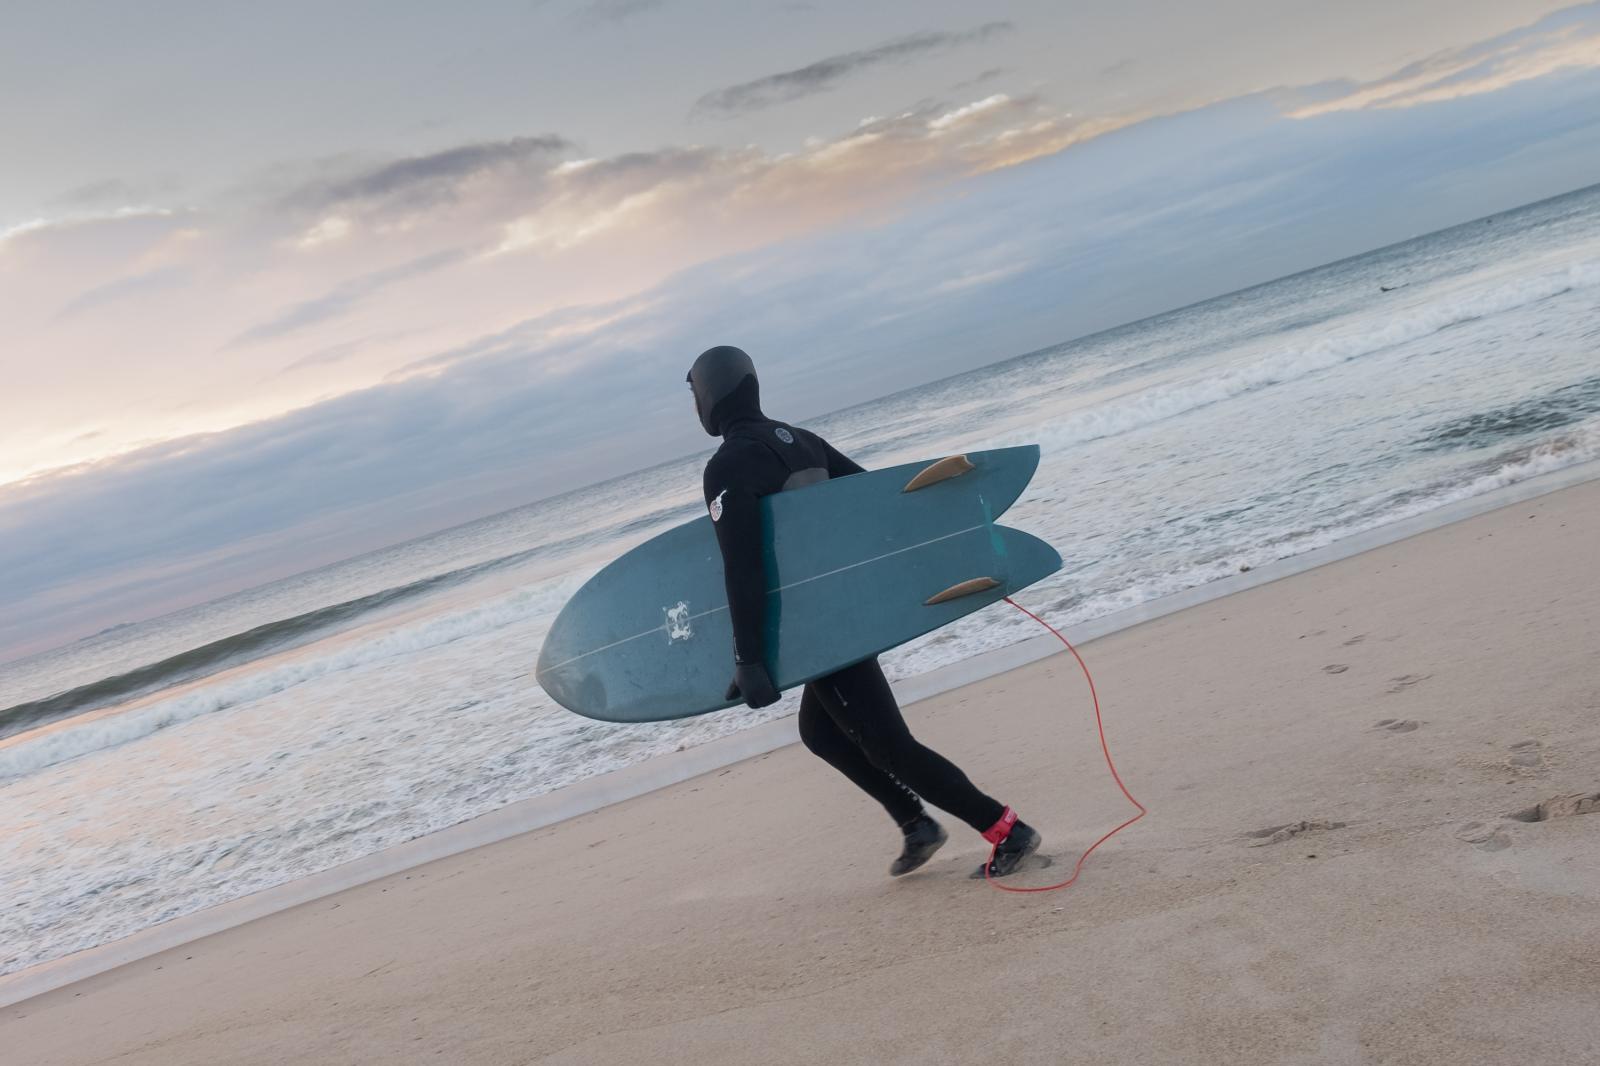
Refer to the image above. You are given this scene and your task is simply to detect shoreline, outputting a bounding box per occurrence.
[6,461,1600,1064]
[5,454,1600,1011]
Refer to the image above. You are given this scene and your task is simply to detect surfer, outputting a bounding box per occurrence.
[688,345,1041,878]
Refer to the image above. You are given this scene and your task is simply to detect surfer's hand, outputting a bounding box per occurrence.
[726,661,779,708]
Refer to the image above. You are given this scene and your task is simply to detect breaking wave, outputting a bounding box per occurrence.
[1416,374,1600,452]
[1012,258,1600,454]
[0,496,698,742]
[0,574,584,781]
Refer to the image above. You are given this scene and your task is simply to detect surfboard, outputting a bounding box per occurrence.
[536,446,1061,723]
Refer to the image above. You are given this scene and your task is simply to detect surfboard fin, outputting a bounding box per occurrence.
[902,454,975,493]
[924,576,1001,605]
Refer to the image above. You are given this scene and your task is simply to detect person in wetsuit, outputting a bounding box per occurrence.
[687,345,1041,878]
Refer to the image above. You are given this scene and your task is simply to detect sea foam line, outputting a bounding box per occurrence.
[0,575,585,782]
[888,420,1600,681]
[997,257,1600,455]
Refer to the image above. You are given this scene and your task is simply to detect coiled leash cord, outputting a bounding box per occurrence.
[981,597,1147,893]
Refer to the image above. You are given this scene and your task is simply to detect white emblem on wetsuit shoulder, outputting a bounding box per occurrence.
[775,427,794,444]
[709,490,725,522]
[665,601,693,641]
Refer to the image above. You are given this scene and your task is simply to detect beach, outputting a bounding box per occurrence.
[10,8,1600,1064]
[8,185,1600,985]
[6,471,1597,1065]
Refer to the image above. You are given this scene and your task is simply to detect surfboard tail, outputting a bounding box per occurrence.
[897,446,1039,519]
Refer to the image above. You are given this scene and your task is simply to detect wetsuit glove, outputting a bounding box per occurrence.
[726,661,780,708]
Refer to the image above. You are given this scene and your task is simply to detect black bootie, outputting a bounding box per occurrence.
[972,811,1042,879]
[890,814,948,876]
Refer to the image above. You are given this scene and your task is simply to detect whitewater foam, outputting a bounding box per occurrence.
[977,257,1600,457]
[0,570,590,781]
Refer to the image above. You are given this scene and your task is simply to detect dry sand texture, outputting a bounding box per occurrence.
[5,479,1599,1065]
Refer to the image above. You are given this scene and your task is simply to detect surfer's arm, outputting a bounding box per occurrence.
[703,464,769,668]
[710,489,768,666]
[704,475,780,709]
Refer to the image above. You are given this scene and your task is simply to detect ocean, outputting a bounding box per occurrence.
[4,184,1600,978]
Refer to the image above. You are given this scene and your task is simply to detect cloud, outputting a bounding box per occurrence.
[0,206,180,250]
[479,94,1129,263]
[286,135,570,212]
[388,292,665,381]
[56,266,188,319]
[952,67,1008,91]
[2,88,1118,497]
[693,21,1013,116]
[230,250,469,346]
[276,329,426,376]
[230,97,1117,351]
[1288,4,1600,118]
[931,263,1027,294]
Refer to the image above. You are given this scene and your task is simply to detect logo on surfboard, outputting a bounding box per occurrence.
[665,601,693,641]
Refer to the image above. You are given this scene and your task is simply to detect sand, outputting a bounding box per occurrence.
[5,479,1599,1065]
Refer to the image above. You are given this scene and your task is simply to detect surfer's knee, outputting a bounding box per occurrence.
[856,723,913,775]
[797,697,832,755]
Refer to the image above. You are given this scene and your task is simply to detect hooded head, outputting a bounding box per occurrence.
[687,345,762,436]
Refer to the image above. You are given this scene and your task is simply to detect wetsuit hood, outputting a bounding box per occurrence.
[687,345,762,436]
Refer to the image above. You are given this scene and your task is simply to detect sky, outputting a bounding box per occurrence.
[4,0,1600,659]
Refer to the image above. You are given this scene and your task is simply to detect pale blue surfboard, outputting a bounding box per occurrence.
[536,446,1061,722]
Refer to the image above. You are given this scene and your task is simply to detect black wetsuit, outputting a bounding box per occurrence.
[702,403,1007,832]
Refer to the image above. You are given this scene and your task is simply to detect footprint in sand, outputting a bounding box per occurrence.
[1342,634,1368,646]
[1507,792,1600,823]
[1385,673,1431,694]
[1246,820,1347,847]
[1455,821,1513,852]
[1507,739,1545,769]
[1373,718,1422,733]
[1323,664,1349,674]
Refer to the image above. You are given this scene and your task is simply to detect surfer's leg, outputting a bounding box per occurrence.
[798,683,923,825]
[816,659,1006,833]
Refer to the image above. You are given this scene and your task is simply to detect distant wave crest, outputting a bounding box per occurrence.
[0,569,470,742]
[0,496,698,743]
[0,576,580,781]
[1014,258,1600,454]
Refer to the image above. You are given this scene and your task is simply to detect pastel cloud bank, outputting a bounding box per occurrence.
[4,4,1600,658]
[1291,4,1600,117]
[1,89,1120,487]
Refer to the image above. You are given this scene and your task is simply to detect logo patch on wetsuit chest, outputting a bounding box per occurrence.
[709,490,726,522]
[774,427,794,444]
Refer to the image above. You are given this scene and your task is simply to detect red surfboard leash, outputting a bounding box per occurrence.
[981,596,1148,893]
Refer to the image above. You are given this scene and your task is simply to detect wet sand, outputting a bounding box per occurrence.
[6,479,1600,1065]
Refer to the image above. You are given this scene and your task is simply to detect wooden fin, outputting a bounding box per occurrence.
[902,454,975,493]
[924,576,1001,606]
